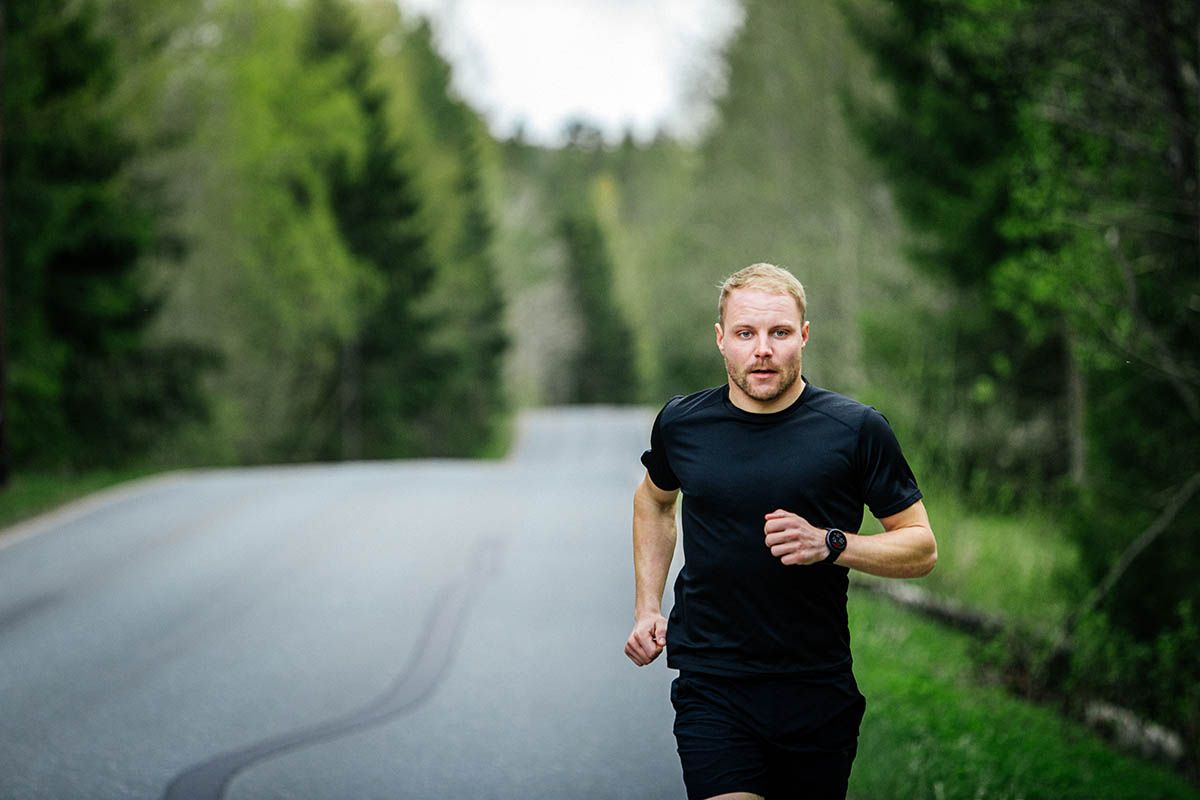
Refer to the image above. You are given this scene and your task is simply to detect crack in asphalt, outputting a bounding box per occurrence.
[162,536,505,800]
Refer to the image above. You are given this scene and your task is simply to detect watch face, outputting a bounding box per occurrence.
[828,529,847,550]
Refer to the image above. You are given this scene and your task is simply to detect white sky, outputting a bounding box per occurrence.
[394,0,743,145]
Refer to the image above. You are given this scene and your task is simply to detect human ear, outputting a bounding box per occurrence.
[715,322,725,353]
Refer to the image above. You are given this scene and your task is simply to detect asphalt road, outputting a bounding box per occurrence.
[0,408,684,800]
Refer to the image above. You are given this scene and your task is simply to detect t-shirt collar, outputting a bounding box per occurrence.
[721,377,811,423]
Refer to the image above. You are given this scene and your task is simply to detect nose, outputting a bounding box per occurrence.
[753,333,773,358]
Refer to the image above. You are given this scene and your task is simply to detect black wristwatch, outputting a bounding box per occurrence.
[824,528,847,563]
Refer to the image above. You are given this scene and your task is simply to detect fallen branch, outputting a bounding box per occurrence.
[854,576,1189,769]
[853,577,1006,636]
[1084,701,1186,763]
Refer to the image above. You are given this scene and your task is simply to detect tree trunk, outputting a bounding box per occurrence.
[0,0,10,487]
[339,342,361,460]
[1065,324,1087,488]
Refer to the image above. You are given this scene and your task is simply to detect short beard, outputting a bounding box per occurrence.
[727,358,800,404]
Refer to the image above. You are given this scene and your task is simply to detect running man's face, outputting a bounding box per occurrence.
[715,288,809,413]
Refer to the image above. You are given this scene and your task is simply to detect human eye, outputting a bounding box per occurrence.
[772,328,791,338]
[737,330,753,339]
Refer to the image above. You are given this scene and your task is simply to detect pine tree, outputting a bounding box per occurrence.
[3,0,211,469]
[398,20,509,456]
[301,0,437,459]
[559,208,638,404]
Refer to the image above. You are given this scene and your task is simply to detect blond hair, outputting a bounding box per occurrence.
[717,263,807,324]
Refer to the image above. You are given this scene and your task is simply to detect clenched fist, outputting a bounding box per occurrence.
[764,509,830,565]
[624,612,668,666]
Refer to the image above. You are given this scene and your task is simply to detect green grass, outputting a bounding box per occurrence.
[861,488,1083,627]
[0,466,162,533]
[849,593,1199,800]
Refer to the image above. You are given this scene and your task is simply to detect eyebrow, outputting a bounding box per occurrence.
[732,323,794,329]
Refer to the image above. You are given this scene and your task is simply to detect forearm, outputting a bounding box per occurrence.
[632,493,677,616]
[839,525,937,578]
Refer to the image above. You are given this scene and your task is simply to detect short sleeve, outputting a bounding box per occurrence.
[640,404,681,491]
[856,409,922,518]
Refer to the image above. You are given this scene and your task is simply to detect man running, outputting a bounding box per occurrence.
[625,263,937,800]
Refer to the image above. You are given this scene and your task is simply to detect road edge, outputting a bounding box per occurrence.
[0,470,192,552]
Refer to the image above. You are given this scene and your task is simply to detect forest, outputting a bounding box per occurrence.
[4,0,1198,794]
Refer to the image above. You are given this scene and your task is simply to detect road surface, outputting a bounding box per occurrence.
[0,408,684,799]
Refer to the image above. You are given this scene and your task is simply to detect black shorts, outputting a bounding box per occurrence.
[670,670,866,800]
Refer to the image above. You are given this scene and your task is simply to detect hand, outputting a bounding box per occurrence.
[764,509,829,566]
[624,612,668,666]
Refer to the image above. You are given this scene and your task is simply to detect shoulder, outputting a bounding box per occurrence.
[803,384,879,433]
[657,385,726,427]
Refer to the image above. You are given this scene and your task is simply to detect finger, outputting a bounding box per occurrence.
[626,633,649,664]
[652,619,667,646]
[763,518,792,534]
[766,530,801,545]
[782,548,816,565]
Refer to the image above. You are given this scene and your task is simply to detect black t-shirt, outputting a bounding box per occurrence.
[640,381,922,677]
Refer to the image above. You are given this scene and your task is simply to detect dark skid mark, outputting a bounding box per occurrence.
[0,590,64,634]
[163,536,506,800]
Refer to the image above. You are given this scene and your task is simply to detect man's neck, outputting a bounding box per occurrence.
[727,377,807,414]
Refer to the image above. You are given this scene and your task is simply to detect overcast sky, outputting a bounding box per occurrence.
[395,0,742,145]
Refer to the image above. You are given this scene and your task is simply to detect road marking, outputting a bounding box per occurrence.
[162,536,506,800]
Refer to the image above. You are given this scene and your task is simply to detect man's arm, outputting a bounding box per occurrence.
[624,473,679,666]
[763,499,937,578]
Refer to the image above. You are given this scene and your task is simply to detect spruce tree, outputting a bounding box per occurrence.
[559,209,638,404]
[3,0,211,469]
[302,0,437,459]
[401,21,508,456]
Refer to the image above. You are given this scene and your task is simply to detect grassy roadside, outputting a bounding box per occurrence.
[0,466,163,533]
[851,489,1198,797]
[860,489,1082,628]
[848,593,1199,799]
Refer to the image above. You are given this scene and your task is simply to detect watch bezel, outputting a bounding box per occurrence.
[824,528,847,563]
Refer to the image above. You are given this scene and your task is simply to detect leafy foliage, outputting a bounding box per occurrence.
[843,0,1074,500]
[846,0,1200,774]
